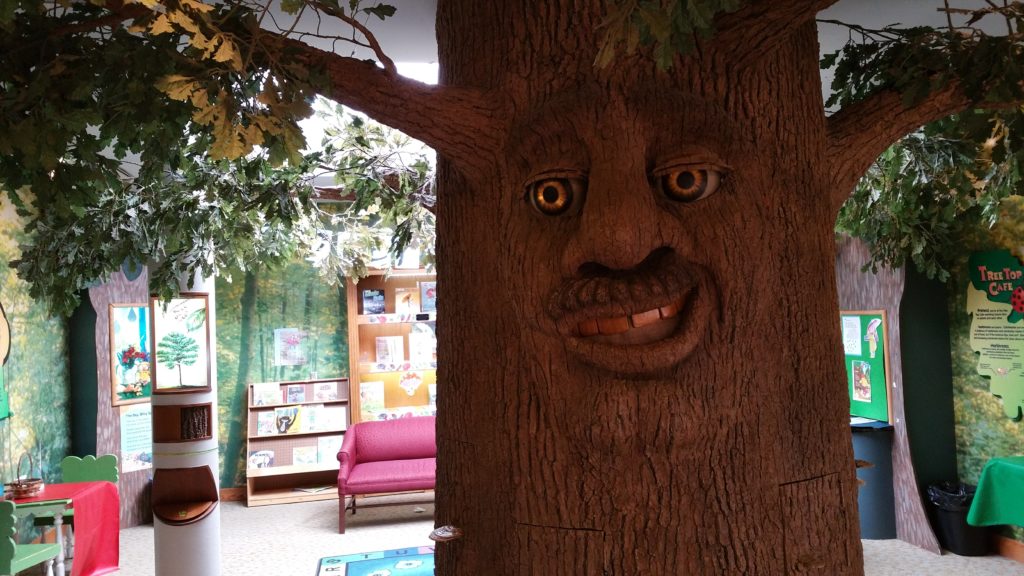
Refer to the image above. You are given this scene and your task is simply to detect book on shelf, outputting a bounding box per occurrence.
[256,412,277,436]
[292,446,319,466]
[252,382,281,406]
[394,286,420,314]
[407,322,437,364]
[419,281,437,313]
[362,289,386,314]
[274,405,302,434]
[247,450,275,469]
[286,384,306,403]
[317,435,344,463]
[292,485,333,494]
[323,405,348,430]
[375,336,405,364]
[301,403,325,432]
[313,381,338,401]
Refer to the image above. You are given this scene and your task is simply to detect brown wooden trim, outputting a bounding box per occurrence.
[995,535,1024,564]
[219,487,247,502]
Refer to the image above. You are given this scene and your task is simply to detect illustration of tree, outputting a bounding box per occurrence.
[157,332,200,387]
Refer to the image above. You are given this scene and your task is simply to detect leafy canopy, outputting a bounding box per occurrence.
[4,0,1024,315]
[823,4,1024,280]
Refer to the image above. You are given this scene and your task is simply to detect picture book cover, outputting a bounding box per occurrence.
[252,382,281,406]
[362,289,385,314]
[314,381,338,401]
[247,450,274,469]
[407,322,437,364]
[286,384,306,403]
[292,446,318,466]
[317,435,344,463]
[256,411,277,436]
[274,405,302,434]
[302,404,324,432]
[375,336,405,364]
[323,405,348,430]
[419,281,437,313]
[394,286,420,314]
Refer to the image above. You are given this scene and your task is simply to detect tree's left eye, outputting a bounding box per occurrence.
[657,167,723,203]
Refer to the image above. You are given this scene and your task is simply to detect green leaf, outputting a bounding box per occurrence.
[361,3,395,20]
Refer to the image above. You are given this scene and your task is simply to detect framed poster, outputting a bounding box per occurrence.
[109,303,152,406]
[151,293,211,394]
[840,310,892,423]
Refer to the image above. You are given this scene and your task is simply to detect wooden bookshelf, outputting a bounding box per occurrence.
[346,269,439,424]
[245,378,349,507]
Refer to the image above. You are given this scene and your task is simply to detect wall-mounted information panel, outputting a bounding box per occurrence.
[841,310,892,423]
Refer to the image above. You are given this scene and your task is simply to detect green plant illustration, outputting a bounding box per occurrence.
[157,332,200,387]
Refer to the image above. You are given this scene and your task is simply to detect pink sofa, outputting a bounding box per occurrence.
[336,415,436,533]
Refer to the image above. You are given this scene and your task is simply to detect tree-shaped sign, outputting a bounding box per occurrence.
[156,332,200,388]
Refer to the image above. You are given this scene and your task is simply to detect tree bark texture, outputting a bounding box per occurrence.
[835,236,940,554]
[430,1,862,574]
[89,269,153,527]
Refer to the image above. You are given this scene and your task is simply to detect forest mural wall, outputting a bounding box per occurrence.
[948,196,1024,543]
[0,194,69,484]
[216,260,348,488]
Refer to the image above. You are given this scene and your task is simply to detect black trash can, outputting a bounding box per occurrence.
[926,482,991,556]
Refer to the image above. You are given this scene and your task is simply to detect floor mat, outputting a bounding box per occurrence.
[317,546,435,575]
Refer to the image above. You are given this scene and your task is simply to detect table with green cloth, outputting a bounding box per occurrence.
[967,456,1024,527]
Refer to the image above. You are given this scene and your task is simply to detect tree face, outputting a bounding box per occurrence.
[502,85,772,379]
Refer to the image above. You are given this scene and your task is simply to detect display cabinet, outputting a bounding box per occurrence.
[346,269,438,424]
[245,377,349,506]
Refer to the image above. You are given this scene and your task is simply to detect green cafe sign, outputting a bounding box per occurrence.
[968,250,1024,420]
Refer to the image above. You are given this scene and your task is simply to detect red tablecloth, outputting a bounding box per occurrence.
[16,481,120,576]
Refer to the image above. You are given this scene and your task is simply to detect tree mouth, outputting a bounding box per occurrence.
[549,263,718,376]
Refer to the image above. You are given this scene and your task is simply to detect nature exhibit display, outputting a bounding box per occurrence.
[215,260,349,489]
[5,0,1024,573]
[151,293,210,392]
[948,198,1024,543]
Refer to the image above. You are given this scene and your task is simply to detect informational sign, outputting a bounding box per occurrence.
[967,250,1024,420]
[840,310,890,422]
[120,403,153,472]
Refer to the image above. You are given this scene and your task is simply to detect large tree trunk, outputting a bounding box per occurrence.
[433,2,861,574]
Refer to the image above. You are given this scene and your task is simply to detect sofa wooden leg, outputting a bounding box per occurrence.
[339,502,346,534]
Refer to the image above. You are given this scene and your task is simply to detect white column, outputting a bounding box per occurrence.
[152,274,221,576]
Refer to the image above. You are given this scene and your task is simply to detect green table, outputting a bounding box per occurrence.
[967,456,1024,527]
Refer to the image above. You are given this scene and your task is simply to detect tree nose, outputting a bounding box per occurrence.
[562,163,666,275]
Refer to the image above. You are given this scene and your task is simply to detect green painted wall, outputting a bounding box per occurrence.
[0,195,70,483]
[948,196,1024,543]
[216,261,349,488]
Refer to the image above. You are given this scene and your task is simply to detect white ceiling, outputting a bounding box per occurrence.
[354,0,993,66]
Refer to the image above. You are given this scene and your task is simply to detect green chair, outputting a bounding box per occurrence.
[33,455,118,558]
[0,501,60,576]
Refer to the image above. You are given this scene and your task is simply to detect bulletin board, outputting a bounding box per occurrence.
[840,310,892,423]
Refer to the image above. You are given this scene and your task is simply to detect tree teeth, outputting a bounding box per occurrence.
[575,297,685,337]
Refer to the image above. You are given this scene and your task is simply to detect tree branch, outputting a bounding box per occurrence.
[826,84,1020,212]
[268,34,506,174]
[712,0,840,64]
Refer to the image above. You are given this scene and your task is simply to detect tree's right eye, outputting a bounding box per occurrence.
[526,176,586,216]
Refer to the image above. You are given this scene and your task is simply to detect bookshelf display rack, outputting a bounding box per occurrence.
[245,377,350,507]
[346,269,438,424]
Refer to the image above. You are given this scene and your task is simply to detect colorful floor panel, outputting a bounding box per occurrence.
[317,547,435,576]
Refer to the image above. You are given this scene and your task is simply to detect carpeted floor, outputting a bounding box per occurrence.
[115,498,1024,575]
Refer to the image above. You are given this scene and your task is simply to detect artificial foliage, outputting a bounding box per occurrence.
[1,0,1024,312]
[836,109,1024,281]
[823,4,1024,280]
